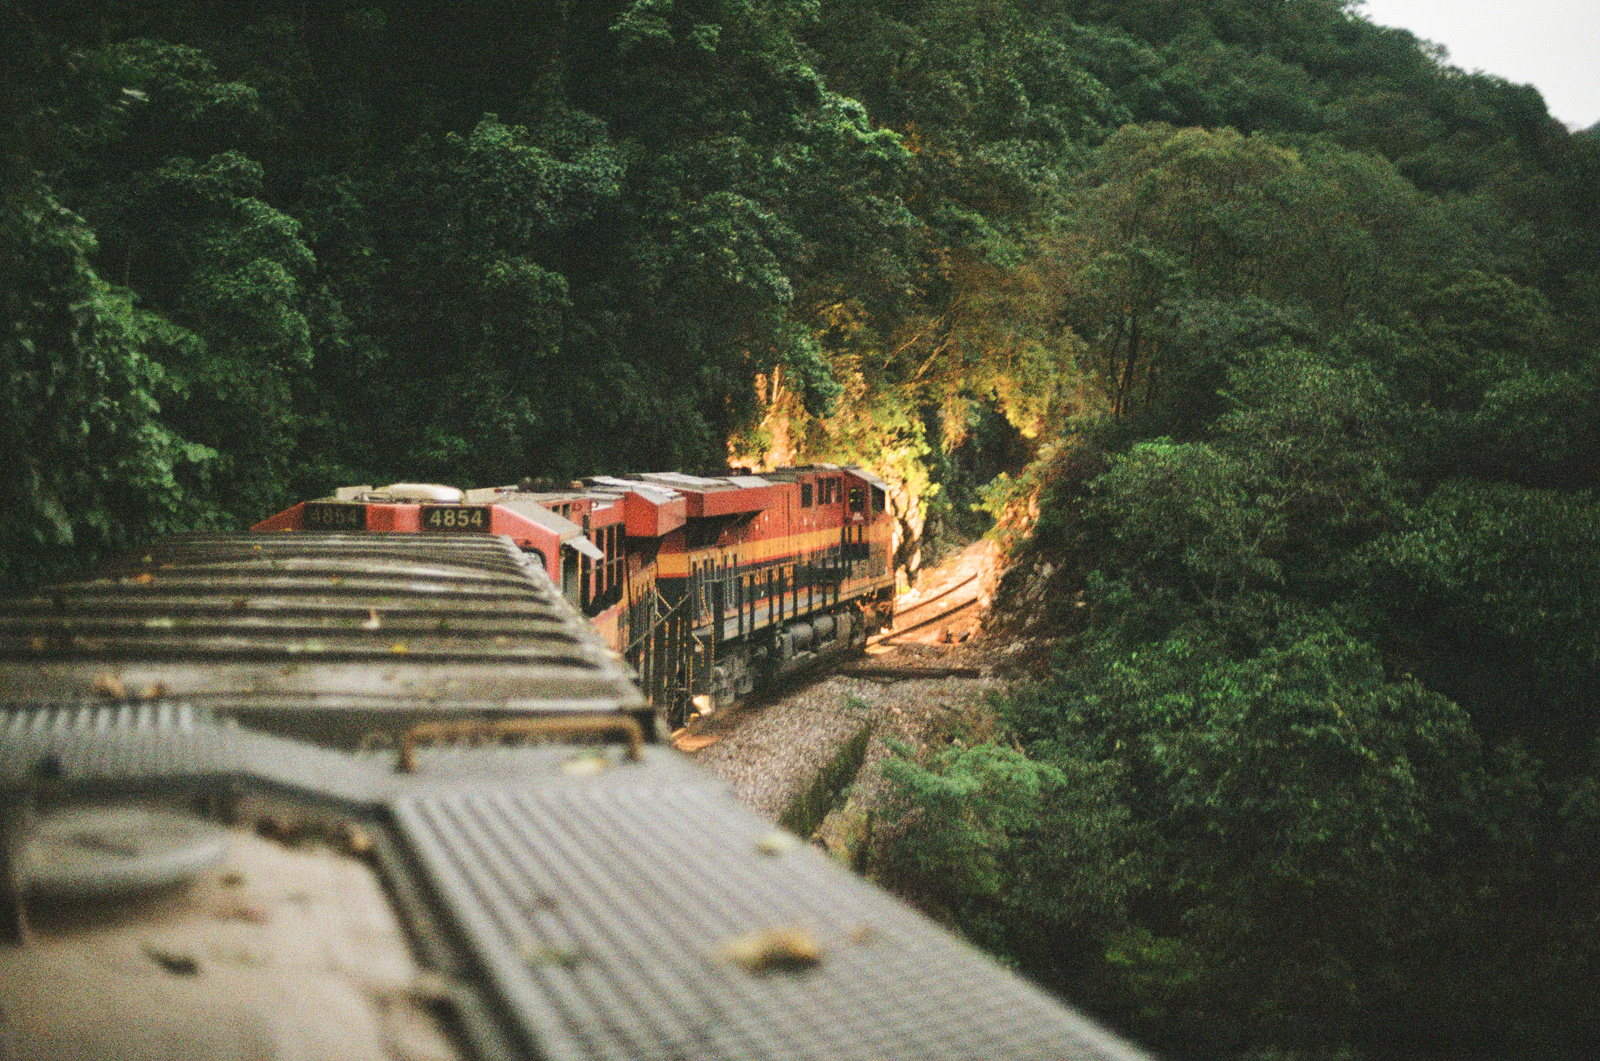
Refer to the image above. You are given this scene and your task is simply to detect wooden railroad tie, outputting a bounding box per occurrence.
[840,665,982,681]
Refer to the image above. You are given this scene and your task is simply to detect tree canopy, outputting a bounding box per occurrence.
[6,2,1600,1055]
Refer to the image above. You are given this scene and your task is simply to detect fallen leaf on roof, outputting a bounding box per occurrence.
[220,904,269,924]
[519,943,586,969]
[722,928,823,973]
[755,831,800,856]
[143,945,199,976]
[339,824,372,855]
[208,946,267,967]
[561,753,610,776]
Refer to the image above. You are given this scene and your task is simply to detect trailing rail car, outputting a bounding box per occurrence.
[0,532,1155,1061]
[0,533,649,747]
[254,467,898,727]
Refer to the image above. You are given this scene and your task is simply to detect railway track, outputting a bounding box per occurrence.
[872,572,982,645]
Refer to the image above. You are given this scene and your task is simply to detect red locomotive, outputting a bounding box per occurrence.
[254,466,897,727]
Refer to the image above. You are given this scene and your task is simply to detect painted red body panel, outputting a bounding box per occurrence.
[623,492,687,537]
[684,484,784,518]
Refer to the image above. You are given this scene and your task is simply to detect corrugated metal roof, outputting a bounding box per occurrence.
[1,704,1154,1061]
[0,534,643,746]
[394,780,1154,1061]
[0,701,391,804]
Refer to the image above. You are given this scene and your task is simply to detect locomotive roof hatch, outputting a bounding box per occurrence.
[338,482,467,503]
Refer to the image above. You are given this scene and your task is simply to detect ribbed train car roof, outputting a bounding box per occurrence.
[0,533,643,745]
[394,772,1151,1061]
[2,707,1155,1061]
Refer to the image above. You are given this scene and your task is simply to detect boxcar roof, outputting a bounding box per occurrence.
[2,706,1156,1061]
[0,533,643,745]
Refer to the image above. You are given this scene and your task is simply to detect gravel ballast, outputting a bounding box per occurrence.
[689,643,1008,827]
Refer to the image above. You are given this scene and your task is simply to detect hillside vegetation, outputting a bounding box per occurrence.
[5,2,1599,1055]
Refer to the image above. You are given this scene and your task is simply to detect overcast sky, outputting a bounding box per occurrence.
[1355,0,1600,130]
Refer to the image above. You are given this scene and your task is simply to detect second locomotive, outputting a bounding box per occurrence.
[255,466,897,728]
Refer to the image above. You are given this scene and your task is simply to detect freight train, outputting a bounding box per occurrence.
[0,515,1154,1061]
[252,466,898,728]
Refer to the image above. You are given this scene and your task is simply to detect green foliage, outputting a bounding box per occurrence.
[882,736,1142,975]
[982,172,1597,1051]
[1364,479,1600,759]
[120,149,313,518]
[1109,616,1480,902]
[1079,345,1398,649]
[0,179,214,590]
[992,595,1573,1055]
[1048,123,1475,433]
[1090,438,1281,640]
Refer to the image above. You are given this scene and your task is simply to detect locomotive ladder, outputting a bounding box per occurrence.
[626,585,697,726]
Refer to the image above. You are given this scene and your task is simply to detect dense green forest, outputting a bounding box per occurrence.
[5,1,1599,1056]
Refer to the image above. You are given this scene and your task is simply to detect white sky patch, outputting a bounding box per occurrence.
[1355,0,1600,130]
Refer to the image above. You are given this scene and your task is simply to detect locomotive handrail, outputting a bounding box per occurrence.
[396,714,645,773]
[623,585,692,654]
